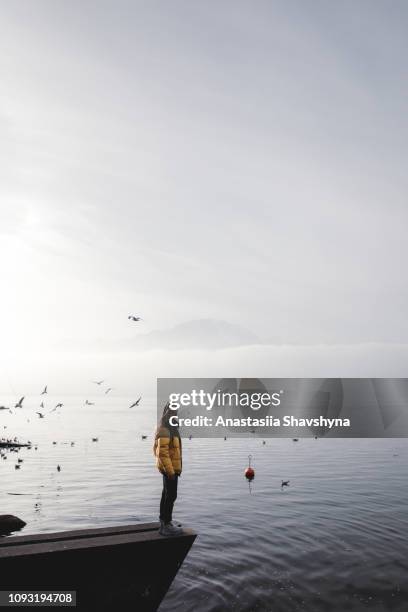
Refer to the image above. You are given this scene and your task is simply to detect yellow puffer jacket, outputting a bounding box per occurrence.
[153,427,182,477]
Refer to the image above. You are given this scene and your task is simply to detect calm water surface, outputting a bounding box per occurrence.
[1,396,407,611]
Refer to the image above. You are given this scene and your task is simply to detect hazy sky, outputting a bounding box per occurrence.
[1,0,408,374]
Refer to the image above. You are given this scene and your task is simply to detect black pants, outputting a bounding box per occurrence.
[159,474,178,524]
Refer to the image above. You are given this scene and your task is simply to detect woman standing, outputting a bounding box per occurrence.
[154,403,183,536]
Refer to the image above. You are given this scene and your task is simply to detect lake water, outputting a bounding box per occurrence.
[1,396,408,611]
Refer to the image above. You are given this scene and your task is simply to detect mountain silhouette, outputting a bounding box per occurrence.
[130,319,261,350]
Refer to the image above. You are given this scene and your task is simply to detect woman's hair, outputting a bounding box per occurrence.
[159,401,180,438]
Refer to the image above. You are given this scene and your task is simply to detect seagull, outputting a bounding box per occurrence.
[105,388,112,395]
[128,315,142,321]
[92,437,98,442]
[41,386,48,395]
[129,397,142,408]
[57,465,61,472]
[36,412,45,419]
[141,435,147,440]
[281,480,290,487]
[40,401,45,409]
[15,464,21,470]
[55,403,63,409]
[292,438,299,442]
[18,458,23,463]
[85,400,94,406]
[93,380,104,386]
[15,397,24,408]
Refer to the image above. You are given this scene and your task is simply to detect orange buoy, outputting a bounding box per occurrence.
[245,454,255,480]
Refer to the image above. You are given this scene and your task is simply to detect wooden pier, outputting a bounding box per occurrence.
[0,522,196,611]
[0,442,31,449]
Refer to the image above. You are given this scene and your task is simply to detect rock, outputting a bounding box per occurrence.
[0,515,26,535]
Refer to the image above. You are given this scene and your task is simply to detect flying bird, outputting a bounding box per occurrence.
[55,403,63,409]
[36,412,45,419]
[281,480,290,487]
[15,397,24,408]
[105,388,112,395]
[57,465,61,472]
[40,401,45,409]
[129,397,142,408]
[128,315,142,321]
[85,400,94,406]
[93,380,104,386]
[41,386,48,395]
